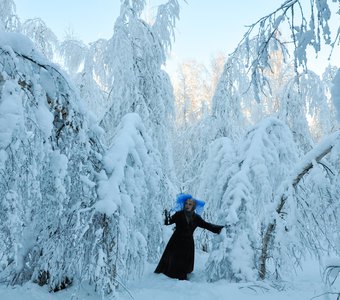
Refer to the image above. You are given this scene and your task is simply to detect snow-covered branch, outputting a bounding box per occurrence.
[260,130,340,279]
[231,0,339,102]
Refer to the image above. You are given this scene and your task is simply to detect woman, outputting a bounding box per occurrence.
[154,194,223,280]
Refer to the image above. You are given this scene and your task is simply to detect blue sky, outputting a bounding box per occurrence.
[15,1,283,42]
[15,0,118,42]
[14,1,285,58]
[14,0,339,74]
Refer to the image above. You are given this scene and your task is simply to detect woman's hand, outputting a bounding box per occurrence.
[163,209,171,225]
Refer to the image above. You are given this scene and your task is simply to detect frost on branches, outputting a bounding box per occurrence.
[95,113,168,283]
[0,0,339,296]
[0,29,102,290]
[0,28,172,296]
[233,0,340,110]
[204,118,298,282]
[203,119,340,282]
[99,0,178,176]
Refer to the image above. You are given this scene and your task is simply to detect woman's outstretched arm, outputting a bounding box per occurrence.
[196,215,223,234]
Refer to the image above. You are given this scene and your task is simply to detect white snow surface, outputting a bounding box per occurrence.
[0,251,333,300]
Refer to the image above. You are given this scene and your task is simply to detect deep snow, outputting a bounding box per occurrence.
[0,250,334,300]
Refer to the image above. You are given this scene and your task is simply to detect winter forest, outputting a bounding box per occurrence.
[0,0,340,299]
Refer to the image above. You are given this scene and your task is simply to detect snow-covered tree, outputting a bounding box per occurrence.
[1,0,339,296]
[210,57,247,140]
[205,117,299,281]
[0,0,19,31]
[0,1,182,296]
[0,30,152,296]
[232,0,340,109]
[201,0,340,284]
[93,113,168,292]
[174,43,255,193]
[202,115,339,282]
[195,137,238,251]
[332,68,340,121]
[322,65,339,125]
[68,39,110,120]
[259,130,340,279]
[172,59,211,124]
[0,30,103,289]
[278,76,315,154]
[301,71,334,141]
[278,70,335,153]
[170,53,225,192]
[99,0,179,186]
[21,18,59,61]
[58,38,87,75]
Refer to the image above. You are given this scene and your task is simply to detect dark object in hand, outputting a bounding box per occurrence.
[163,209,171,225]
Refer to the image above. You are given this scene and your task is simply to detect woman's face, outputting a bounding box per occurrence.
[184,199,195,212]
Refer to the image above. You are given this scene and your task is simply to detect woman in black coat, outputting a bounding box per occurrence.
[154,195,223,280]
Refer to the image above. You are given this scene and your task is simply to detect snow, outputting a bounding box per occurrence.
[0,251,333,300]
[96,114,146,215]
[96,113,157,216]
[0,2,339,299]
[290,130,340,182]
[33,82,54,137]
[0,30,47,63]
[0,80,24,148]
[331,69,340,122]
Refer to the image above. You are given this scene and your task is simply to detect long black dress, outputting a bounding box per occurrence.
[154,210,223,280]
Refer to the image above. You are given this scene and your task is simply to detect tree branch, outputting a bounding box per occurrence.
[259,130,340,279]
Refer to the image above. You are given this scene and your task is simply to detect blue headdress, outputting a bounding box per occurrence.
[173,193,205,215]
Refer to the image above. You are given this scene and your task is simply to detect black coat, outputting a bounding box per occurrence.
[154,210,223,280]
